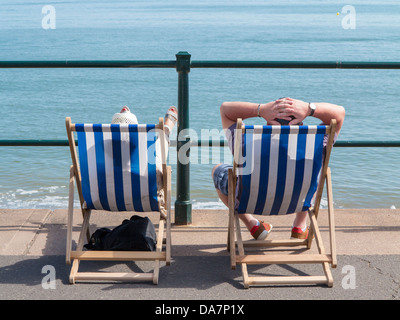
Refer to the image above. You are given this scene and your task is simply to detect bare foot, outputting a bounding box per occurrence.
[164,106,178,135]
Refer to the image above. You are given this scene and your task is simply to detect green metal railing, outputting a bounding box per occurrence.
[1,51,400,225]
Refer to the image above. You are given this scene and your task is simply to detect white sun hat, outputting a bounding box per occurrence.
[111,106,138,124]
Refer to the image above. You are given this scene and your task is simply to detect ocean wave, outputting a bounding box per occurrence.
[0,186,74,209]
[190,200,227,210]
[0,189,395,211]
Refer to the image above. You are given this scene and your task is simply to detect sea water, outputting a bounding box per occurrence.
[0,0,399,210]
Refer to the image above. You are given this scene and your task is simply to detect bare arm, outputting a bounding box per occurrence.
[313,102,345,134]
[220,98,345,135]
[285,98,345,135]
[220,99,294,130]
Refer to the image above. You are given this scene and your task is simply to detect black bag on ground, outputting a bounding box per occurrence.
[84,215,157,252]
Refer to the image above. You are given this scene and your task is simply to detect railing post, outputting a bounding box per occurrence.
[175,51,192,225]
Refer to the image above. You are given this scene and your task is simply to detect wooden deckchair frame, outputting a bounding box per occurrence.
[65,117,172,284]
[227,119,337,288]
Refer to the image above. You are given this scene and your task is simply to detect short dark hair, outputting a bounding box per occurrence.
[274,115,295,125]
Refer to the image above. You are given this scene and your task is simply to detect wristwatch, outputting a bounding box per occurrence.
[308,103,316,117]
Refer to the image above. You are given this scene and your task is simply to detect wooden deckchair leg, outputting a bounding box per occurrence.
[153,218,165,285]
[308,167,337,271]
[165,216,171,266]
[307,174,326,250]
[227,206,232,252]
[228,207,235,267]
[227,171,234,254]
[228,169,236,268]
[165,166,172,266]
[323,262,334,287]
[66,166,75,265]
[69,260,79,284]
[308,209,334,287]
[69,208,91,284]
[78,210,91,248]
[154,164,171,284]
[326,167,337,268]
[308,210,324,253]
[234,212,250,289]
[66,117,91,243]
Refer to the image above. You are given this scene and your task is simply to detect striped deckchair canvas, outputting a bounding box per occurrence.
[75,123,159,213]
[228,118,337,288]
[65,117,171,285]
[236,125,326,215]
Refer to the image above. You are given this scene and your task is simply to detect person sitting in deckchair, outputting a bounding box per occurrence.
[212,97,345,240]
[112,105,178,216]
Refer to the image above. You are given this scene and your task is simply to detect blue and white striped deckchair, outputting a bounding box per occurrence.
[75,123,159,213]
[228,118,337,288]
[236,124,326,216]
[65,117,171,284]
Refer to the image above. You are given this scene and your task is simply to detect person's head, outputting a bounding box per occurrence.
[273,97,303,125]
[274,115,295,125]
[274,116,303,126]
[111,106,138,124]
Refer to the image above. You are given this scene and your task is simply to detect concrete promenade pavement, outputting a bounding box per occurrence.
[0,208,399,301]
